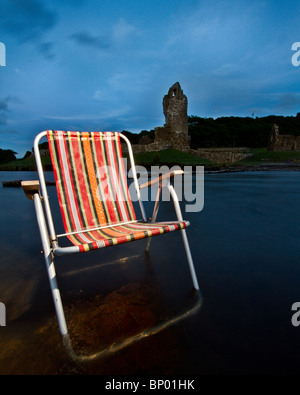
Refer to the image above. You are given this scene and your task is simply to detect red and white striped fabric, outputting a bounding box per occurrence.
[47,130,189,253]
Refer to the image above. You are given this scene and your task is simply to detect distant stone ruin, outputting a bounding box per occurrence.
[154,82,190,150]
[132,82,190,153]
[268,124,300,151]
[194,147,250,164]
[129,82,250,164]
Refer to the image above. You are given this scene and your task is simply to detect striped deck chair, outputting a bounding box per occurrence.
[21,130,200,361]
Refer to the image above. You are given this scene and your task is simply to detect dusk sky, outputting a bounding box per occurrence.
[1,0,300,156]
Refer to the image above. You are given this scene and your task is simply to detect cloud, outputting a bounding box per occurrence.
[70,31,111,50]
[0,128,20,136]
[0,0,58,60]
[0,98,10,126]
[44,105,131,123]
[70,18,137,52]
[0,100,8,112]
[0,96,22,128]
[112,18,137,44]
[0,113,7,126]
[275,93,300,110]
[212,63,241,76]
[0,0,58,42]
[35,42,55,60]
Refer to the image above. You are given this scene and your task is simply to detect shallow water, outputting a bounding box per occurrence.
[1,170,300,374]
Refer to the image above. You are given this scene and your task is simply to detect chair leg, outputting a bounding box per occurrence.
[145,184,162,253]
[179,228,199,290]
[33,193,68,336]
[167,183,200,291]
[44,253,68,336]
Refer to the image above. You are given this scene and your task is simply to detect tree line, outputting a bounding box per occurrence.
[123,114,300,149]
[0,148,17,164]
[188,114,300,149]
[1,114,300,164]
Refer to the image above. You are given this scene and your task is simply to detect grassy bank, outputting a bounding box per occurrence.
[2,148,300,171]
[236,148,300,165]
[132,149,212,167]
[0,155,52,171]
[0,149,212,171]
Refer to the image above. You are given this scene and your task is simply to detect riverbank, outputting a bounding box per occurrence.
[2,162,300,188]
[207,162,300,174]
[2,146,300,176]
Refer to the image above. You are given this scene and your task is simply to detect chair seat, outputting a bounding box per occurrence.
[55,220,189,254]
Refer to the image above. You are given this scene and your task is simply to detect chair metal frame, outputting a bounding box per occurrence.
[22,130,201,362]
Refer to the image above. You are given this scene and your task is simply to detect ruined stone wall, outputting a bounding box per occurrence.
[127,82,250,163]
[125,142,166,153]
[268,124,300,151]
[153,82,190,150]
[127,82,190,153]
[162,83,188,136]
[192,148,250,164]
[125,143,250,164]
[154,125,190,151]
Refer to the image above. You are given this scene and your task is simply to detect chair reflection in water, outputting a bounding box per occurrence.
[22,130,201,362]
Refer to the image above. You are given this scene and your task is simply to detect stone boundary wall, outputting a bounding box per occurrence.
[123,143,251,164]
[121,82,253,164]
[192,148,250,164]
[122,142,167,153]
[268,124,300,151]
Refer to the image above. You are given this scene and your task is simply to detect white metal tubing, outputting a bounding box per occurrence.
[119,133,147,222]
[167,183,200,291]
[145,183,162,253]
[53,245,80,256]
[34,131,57,243]
[33,192,68,335]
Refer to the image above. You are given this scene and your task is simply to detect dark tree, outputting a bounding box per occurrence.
[0,148,17,164]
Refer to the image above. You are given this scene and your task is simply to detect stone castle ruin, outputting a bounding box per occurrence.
[130,82,249,163]
[154,82,190,150]
[131,82,190,153]
[268,123,300,151]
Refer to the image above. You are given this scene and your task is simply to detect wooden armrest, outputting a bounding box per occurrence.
[139,169,184,189]
[21,180,40,200]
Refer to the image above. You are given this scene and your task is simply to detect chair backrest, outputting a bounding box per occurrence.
[47,130,137,237]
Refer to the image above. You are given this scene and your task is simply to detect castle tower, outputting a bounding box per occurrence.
[154,82,190,150]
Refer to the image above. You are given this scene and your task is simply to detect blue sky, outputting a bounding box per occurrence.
[1,0,300,156]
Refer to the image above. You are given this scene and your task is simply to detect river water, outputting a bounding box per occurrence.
[1,170,300,375]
